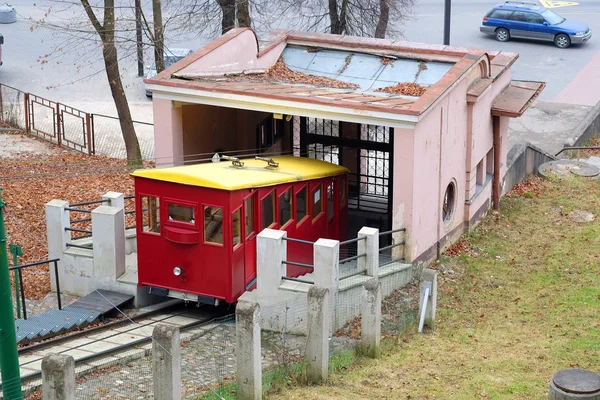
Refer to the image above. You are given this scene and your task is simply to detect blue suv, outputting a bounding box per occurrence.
[480,1,591,48]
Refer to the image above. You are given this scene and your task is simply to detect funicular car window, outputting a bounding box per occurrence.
[296,186,308,224]
[168,203,195,224]
[312,184,323,220]
[232,208,241,248]
[141,196,160,234]
[262,192,276,229]
[244,196,254,238]
[204,205,223,244]
[279,188,293,227]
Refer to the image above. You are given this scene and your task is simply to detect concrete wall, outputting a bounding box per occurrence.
[153,99,183,166]
[502,143,556,195]
[568,101,600,148]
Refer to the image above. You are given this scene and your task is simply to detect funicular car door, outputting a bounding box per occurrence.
[243,192,257,288]
[325,178,337,239]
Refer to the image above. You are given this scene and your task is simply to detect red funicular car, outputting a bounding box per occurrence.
[131,156,349,305]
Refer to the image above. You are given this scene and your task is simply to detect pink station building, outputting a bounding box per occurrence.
[144,28,544,264]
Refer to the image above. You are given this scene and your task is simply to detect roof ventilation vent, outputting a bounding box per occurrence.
[255,156,279,169]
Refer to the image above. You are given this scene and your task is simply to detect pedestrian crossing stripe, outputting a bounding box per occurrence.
[539,0,579,8]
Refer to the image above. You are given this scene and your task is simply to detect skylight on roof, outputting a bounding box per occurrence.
[281,46,454,93]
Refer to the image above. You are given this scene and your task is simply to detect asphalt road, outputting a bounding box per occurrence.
[0,0,598,107]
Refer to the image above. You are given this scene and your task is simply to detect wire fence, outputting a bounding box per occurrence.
[91,114,155,161]
[0,84,27,130]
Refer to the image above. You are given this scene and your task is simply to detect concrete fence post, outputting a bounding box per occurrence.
[92,205,125,282]
[45,200,71,291]
[306,286,330,384]
[419,268,438,331]
[236,300,262,400]
[358,227,379,277]
[313,238,339,335]
[152,324,181,400]
[361,278,382,358]
[256,228,286,301]
[42,354,75,400]
[102,191,124,212]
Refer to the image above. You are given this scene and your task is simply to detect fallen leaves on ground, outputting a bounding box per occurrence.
[505,175,547,199]
[1,146,143,300]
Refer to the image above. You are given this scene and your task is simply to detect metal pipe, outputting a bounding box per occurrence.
[53,260,62,310]
[281,237,315,245]
[65,227,92,234]
[418,286,430,333]
[378,227,406,236]
[69,199,109,207]
[281,260,314,269]
[339,253,366,264]
[443,0,452,45]
[555,146,600,157]
[0,188,23,399]
[281,277,314,285]
[65,207,92,213]
[70,217,92,224]
[66,243,93,250]
[18,269,26,321]
[378,241,405,253]
[9,259,61,271]
[493,115,501,210]
[339,236,366,245]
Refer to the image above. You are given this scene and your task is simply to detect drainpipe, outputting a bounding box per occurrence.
[492,115,501,210]
[0,189,23,399]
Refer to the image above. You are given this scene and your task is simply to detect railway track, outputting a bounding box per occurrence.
[1,301,233,396]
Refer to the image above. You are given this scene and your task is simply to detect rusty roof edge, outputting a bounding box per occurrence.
[491,80,546,117]
[146,78,422,119]
[410,53,487,116]
[145,27,257,85]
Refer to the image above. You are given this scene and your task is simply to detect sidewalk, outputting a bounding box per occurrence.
[554,48,600,107]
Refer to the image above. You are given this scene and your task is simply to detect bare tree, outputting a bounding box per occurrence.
[153,0,165,73]
[80,0,142,165]
[270,0,414,38]
[237,0,252,28]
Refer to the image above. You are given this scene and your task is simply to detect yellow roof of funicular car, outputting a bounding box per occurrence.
[131,156,349,191]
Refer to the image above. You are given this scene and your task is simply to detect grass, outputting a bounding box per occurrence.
[267,175,600,399]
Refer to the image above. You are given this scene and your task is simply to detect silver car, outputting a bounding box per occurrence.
[145,48,193,97]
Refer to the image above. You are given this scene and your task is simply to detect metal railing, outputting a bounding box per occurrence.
[281,276,314,285]
[124,195,136,230]
[555,146,600,157]
[9,259,61,320]
[378,227,406,268]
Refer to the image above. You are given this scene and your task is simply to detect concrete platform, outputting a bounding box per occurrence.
[508,101,596,156]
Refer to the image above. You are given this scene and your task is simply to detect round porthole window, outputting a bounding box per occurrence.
[442,181,456,225]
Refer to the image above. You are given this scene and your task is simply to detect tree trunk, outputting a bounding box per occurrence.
[375,0,390,38]
[236,0,251,27]
[81,0,142,165]
[103,43,142,165]
[153,0,165,73]
[218,0,236,34]
[339,0,348,34]
[329,0,341,34]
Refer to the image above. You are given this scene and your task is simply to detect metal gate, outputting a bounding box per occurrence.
[297,117,394,240]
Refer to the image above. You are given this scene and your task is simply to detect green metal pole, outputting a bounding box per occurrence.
[9,245,21,320]
[0,189,23,399]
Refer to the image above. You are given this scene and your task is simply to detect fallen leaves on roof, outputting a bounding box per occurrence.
[1,143,140,300]
[376,82,427,97]
[259,58,359,89]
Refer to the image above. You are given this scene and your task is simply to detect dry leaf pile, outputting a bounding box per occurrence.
[264,58,359,89]
[505,175,546,199]
[1,149,139,300]
[376,82,427,96]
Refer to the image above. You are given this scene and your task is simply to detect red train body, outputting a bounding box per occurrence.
[132,156,348,304]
